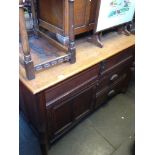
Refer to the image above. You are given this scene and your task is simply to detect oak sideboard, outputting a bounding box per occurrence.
[19,32,135,155]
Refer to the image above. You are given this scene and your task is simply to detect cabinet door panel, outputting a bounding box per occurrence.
[47,84,96,137]
[89,0,98,23]
[47,99,73,135]
[73,85,95,120]
[74,0,87,28]
[38,0,63,28]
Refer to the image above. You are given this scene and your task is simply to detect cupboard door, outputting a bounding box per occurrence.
[47,99,73,136]
[73,85,95,120]
[47,84,96,137]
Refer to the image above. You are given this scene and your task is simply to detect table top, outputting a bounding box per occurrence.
[19,32,135,94]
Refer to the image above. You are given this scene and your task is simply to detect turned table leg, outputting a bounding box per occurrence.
[68,0,76,64]
[19,0,35,80]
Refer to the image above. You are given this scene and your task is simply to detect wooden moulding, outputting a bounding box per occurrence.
[34,54,71,72]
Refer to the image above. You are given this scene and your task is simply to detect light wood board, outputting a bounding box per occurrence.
[19,32,135,94]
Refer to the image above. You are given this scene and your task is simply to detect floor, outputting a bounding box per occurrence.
[19,82,135,155]
[48,82,135,155]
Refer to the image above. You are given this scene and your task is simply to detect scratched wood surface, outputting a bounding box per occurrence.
[19,35,65,65]
[19,32,135,94]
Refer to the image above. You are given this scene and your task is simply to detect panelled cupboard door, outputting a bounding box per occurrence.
[73,85,95,120]
[47,99,73,136]
[47,84,96,136]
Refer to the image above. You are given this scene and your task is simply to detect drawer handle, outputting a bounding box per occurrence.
[108,90,115,97]
[110,74,118,81]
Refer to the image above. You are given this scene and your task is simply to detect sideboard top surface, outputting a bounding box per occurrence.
[19,32,135,94]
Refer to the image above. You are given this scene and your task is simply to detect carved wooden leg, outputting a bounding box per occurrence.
[19,0,35,80]
[24,55,35,80]
[117,25,131,36]
[68,0,76,64]
[31,0,39,36]
[39,133,49,155]
[69,41,76,64]
[87,33,103,48]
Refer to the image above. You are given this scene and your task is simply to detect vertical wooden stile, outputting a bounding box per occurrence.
[68,0,76,63]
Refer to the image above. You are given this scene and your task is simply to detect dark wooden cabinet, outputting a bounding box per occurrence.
[20,45,135,155]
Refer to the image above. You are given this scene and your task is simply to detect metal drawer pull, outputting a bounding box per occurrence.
[108,90,115,96]
[110,74,118,81]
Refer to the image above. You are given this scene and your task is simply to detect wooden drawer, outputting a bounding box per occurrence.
[98,60,132,92]
[100,46,134,75]
[107,79,126,98]
[95,86,109,109]
[95,71,129,109]
[45,64,100,104]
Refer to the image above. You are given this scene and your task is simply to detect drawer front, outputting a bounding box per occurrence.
[45,64,100,104]
[98,60,132,92]
[95,70,130,109]
[100,46,134,74]
[95,86,109,109]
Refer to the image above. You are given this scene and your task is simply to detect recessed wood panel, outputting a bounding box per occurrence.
[74,0,87,28]
[38,0,63,29]
[49,99,73,134]
[73,86,94,120]
[89,0,98,23]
